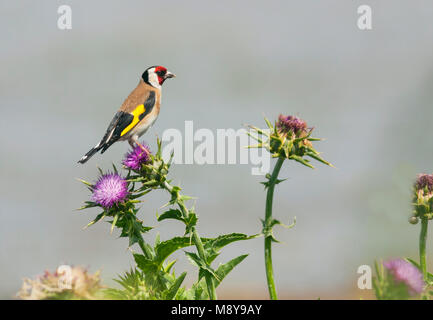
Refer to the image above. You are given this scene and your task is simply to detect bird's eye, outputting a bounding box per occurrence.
[156,70,165,77]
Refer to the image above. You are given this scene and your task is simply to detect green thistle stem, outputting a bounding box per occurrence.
[420,217,428,281]
[264,157,285,300]
[162,181,217,300]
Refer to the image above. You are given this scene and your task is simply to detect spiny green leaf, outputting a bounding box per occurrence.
[260,181,270,188]
[186,252,220,283]
[264,117,274,130]
[116,214,153,246]
[154,237,209,268]
[245,130,264,143]
[110,213,120,234]
[204,233,258,263]
[184,213,198,235]
[204,233,258,252]
[156,137,163,157]
[167,151,175,167]
[213,254,248,287]
[274,178,287,185]
[306,151,333,167]
[194,255,248,292]
[247,125,269,137]
[183,280,208,300]
[180,195,195,201]
[129,189,152,199]
[141,179,159,187]
[289,155,315,169]
[246,143,263,149]
[84,212,106,229]
[77,201,99,211]
[164,260,177,273]
[164,272,187,300]
[77,178,93,187]
[133,254,158,274]
[185,251,204,268]
[154,233,161,247]
[157,209,184,222]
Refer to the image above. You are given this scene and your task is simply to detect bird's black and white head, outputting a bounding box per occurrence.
[142,66,175,89]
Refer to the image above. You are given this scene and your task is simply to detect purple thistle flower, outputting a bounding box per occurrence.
[277,114,308,136]
[415,173,433,192]
[92,173,128,209]
[384,259,424,295]
[123,143,151,170]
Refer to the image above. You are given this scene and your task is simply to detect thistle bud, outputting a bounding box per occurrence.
[276,115,308,138]
[409,216,419,225]
[247,115,331,169]
[413,174,433,220]
[415,174,433,197]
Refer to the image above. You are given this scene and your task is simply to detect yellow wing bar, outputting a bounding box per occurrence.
[121,104,145,136]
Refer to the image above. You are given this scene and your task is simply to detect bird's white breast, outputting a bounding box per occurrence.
[134,112,158,137]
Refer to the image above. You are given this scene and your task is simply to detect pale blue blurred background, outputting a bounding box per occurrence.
[1,0,433,299]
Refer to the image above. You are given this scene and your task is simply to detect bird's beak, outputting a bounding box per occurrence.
[164,71,176,79]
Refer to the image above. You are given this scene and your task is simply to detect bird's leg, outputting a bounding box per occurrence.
[131,137,149,156]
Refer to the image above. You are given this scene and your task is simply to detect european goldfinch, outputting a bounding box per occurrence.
[78,66,175,164]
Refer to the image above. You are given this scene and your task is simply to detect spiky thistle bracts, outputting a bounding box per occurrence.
[247,115,331,168]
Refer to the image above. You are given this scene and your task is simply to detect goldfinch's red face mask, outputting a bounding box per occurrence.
[142,66,176,88]
[155,66,176,85]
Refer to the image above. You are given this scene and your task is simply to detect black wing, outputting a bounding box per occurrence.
[139,91,156,120]
[99,111,133,153]
[100,91,156,153]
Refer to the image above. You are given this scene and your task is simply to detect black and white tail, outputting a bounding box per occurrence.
[77,142,103,164]
[77,111,129,164]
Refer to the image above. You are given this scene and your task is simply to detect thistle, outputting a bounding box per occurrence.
[248,114,331,168]
[123,142,151,170]
[384,259,424,295]
[92,173,129,209]
[276,114,308,136]
[18,266,103,300]
[128,139,170,188]
[247,115,332,300]
[77,139,254,301]
[374,259,424,300]
[410,173,433,282]
[412,173,433,220]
